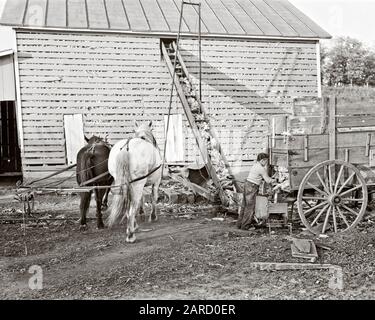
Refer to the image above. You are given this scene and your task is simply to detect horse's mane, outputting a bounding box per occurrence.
[85,135,111,148]
[134,125,158,148]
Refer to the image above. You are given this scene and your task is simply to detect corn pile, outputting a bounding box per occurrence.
[181,77,237,208]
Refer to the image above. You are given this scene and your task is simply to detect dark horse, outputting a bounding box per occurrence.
[76,135,113,230]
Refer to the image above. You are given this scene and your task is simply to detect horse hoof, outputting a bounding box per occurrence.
[149,215,158,222]
[97,223,105,229]
[126,234,136,243]
[79,224,87,231]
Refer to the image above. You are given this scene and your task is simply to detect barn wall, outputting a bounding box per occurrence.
[16,31,318,179]
[180,39,318,174]
[16,31,181,177]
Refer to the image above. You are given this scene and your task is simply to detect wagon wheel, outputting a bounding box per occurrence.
[297,160,368,234]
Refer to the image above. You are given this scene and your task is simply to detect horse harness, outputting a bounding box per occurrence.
[118,137,162,184]
[81,137,161,187]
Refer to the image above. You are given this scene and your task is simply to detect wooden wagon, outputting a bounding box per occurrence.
[268,95,375,234]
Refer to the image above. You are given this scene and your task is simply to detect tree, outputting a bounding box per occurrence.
[363,52,375,86]
[321,37,375,87]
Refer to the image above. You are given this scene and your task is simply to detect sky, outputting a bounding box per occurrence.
[289,0,375,48]
[0,0,374,48]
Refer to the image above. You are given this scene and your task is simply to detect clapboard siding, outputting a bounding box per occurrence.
[16,31,318,177]
[180,38,318,168]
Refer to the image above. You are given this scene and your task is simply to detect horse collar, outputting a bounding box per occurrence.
[119,136,148,152]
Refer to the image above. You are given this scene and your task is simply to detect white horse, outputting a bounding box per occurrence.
[107,121,162,243]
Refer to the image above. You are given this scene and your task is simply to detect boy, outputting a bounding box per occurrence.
[237,153,275,230]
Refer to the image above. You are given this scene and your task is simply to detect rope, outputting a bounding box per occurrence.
[162,1,185,179]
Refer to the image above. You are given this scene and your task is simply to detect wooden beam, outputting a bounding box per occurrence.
[328,96,336,160]
[249,262,341,271]
[161,42,227,205]
[316,42,322,98]
[170,173,217,203]
[173,42,240,193]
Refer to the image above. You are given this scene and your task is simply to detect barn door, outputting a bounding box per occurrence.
[64,114,85,165]
[0,101,21,174]
[164,114,184,162]
[0,52,20,175]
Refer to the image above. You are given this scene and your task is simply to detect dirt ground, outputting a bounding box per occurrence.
[1,189,375,300]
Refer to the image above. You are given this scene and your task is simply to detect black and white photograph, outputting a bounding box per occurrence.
[0,0,375,305]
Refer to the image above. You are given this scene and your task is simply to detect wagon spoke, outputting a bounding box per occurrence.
[302,196,327,201]
[340,203,359,217]
[322,206,331,234]
[336,206,351,229]
[306,182,327,197]
[298,160,368,235]
[316,171,330,195]
[339,185,362,197]
[332,205,337,233]
[304,200,328,215]
[327,164,334,193]
[334,164,345,193]
[311,203,330,227]
[341,198,364,202]
[302,199,313,209]
[337,172,356,194]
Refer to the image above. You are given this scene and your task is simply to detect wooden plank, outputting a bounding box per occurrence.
[24,151,66,158]
[0,54,16,100]
[139,0,169,31]
[336,116,375,128]
[63,114,85,165]
[280,132,375,150]
[23,158,66,165]
[122,0,150,31]
[316,42,322,98]
[46,0,66,27]
[161,41,226,204]
[164,114,184,162]
[24,145,65,152]
[87,0,109,29]
[328,96,336,160]
[16,32,158,44]
[105,0,130,30]
[24,0,47,27]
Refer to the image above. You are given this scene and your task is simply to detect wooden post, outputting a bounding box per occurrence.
[366,133,371,156]
[303,135,309,162]
[328,96,337,161]
[320,97,328,134]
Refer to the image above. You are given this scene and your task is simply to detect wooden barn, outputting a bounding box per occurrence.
[0,0,330,182]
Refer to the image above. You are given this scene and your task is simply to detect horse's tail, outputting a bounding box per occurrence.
[107,149,130,228]
[76,148,94,186]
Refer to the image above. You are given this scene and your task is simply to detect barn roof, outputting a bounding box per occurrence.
[0,0,331,39]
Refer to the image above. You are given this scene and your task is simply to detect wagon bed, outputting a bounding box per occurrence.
[268,96,375,234]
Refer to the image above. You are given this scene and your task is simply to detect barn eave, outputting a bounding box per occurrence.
[6,25,330,42]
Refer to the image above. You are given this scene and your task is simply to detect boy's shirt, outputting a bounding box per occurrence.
[247,162,273,185]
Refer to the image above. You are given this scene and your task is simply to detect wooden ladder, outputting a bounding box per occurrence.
[161,40,239,206]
